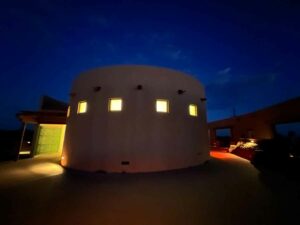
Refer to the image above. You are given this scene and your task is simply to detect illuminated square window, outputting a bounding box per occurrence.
[67,106,70,117]
[156,99,169,113]
[189,104,198,117]
[77,101,87,114]
[109,98,122,111]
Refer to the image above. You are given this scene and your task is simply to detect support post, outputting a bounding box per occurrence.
[16,122,27,161]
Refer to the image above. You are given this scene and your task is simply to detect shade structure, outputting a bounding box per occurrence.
[62,65,209,172]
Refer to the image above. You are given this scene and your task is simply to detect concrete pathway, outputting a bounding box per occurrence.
[0,153,62,188]
[0,151,299,225]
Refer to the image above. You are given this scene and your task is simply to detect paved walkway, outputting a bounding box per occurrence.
[0,153,62,188]
[0,152,299,225]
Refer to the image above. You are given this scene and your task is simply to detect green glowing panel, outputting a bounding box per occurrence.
[36,125,65,154]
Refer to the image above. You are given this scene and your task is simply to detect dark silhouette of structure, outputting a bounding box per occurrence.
[209,97,300,146]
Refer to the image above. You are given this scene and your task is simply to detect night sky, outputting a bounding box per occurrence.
[1,0,300,129]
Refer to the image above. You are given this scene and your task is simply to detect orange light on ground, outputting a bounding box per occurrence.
[210,151,250,161]
[210,151,234,159]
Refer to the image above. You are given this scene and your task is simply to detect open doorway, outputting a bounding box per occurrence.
[34,124,66,155]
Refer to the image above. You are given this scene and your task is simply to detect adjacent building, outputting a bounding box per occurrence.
[208,97,300,147]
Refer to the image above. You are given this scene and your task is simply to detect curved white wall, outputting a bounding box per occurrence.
[62,65,209,172]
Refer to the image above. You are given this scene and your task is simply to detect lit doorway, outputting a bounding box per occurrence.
[35,124,66,155]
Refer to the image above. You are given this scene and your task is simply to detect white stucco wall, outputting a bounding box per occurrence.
[62,65,209,172]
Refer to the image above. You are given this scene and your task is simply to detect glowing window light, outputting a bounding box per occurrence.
[109,98,122,111]
[189,104,198,117]
[19,151,31,155]
[156,99,169,113]
[77,101,87,114]
[67,106,70,117]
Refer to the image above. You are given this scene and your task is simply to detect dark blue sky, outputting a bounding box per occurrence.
[1,0,300,129]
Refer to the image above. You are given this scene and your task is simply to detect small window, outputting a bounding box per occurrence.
[156,99,169,113]
[109,98,123,111]
[67,106,70,117]
[77,101,87,114]
[189,104,198,117]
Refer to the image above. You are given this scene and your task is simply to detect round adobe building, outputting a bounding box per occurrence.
[62,65,209,172]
